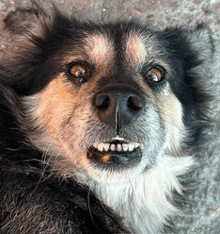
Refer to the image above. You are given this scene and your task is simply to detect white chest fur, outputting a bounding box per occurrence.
[92,155,194,233]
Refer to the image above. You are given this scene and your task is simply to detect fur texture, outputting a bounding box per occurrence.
[0,4,213,234]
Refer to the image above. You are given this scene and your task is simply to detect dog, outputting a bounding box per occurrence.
[0,4,213,234]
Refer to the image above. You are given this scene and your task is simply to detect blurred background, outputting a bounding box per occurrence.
[0,0,220,233]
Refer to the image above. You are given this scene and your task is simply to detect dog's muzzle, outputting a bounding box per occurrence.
[87,84,144,167]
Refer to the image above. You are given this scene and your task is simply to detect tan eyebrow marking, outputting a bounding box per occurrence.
[126,33,147,65]
[84,33,114,66]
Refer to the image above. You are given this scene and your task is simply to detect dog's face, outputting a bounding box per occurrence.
[3,8,212,183]
[24,30,182,182]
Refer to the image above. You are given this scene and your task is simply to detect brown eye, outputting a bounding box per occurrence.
[146,67,164,82]
[68,63,92,85]
[69,64,87,78]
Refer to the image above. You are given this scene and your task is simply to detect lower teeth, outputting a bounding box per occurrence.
[94,142,139,153]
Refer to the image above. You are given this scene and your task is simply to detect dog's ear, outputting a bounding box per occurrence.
[185,25,214,61]
[4,6,52,38]
[1,6,60,94]
[163,25,214,63]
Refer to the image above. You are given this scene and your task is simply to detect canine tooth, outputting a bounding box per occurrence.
[98,143,104,152]
[134,143,140,148]
[128,143,135,152]
[110,144,115,151]
[117,144,122,151]
[93,142,99,149]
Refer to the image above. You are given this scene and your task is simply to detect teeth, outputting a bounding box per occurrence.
[103,143,110,151]
[98,143,104,152]
[93,141,140,153]
[117,144,122,151]
[122,143,129,151]
[128,143,134,152]
[110,144,116,151]
[93,142,99,149]
[97,143,110,151]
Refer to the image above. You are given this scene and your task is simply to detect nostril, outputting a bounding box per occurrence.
[95,94,110,110]
[94,85,145,128]
[128,96,143,112]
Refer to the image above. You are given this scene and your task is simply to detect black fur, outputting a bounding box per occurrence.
[159,27,213,146]
[0,86,129,233]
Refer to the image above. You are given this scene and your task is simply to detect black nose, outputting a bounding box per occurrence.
[94,85,145,130]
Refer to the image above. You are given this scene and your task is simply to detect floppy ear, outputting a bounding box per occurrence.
[1,6,59,94]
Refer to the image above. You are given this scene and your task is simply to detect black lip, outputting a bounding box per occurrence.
[87,146,142,168]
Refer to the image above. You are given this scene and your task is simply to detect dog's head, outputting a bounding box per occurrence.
[2,6,213,183]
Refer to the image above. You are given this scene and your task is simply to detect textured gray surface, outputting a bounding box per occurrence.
[0,0,220,233]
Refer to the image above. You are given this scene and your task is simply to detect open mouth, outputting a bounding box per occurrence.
[87,136,142,167]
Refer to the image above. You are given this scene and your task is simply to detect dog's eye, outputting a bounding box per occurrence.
[146,67,164,82]
[69,64,89,82]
